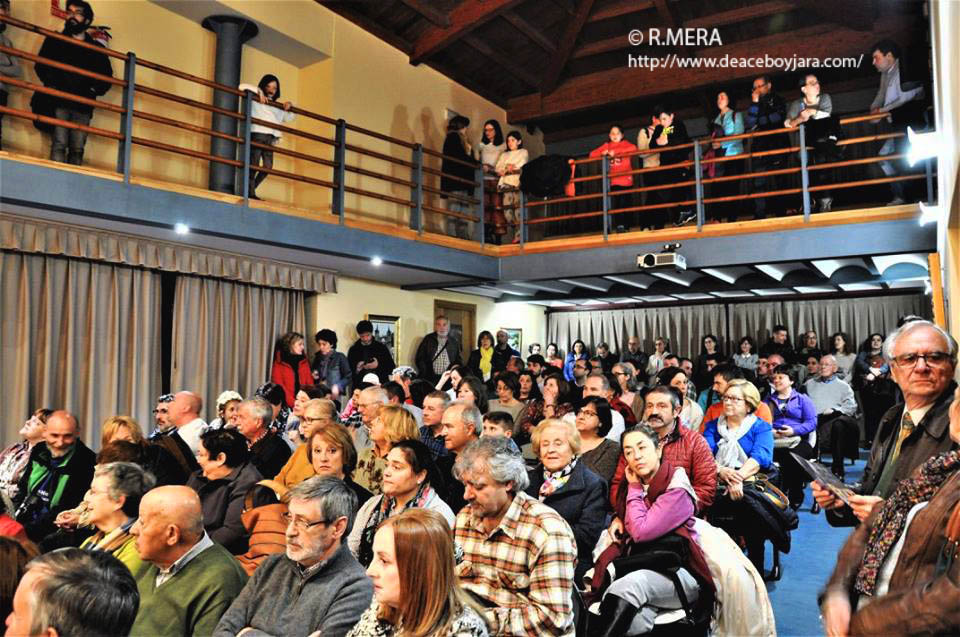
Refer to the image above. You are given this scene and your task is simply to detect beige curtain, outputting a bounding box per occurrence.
[0,251,162,448]
[170,275,307,421]
[547,294,929,360]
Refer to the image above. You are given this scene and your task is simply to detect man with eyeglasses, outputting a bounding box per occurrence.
[215,477,372,637]
[150,393,175,438]
[745,74,788,218]
[814,321,958,527]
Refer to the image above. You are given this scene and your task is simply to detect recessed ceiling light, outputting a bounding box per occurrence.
[174,223,190,235]
[371,256,383,266]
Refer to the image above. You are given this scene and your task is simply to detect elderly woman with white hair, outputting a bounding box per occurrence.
[525,418,608,582]
[208,390,243,430]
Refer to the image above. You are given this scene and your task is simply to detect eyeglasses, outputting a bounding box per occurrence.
[577,410,598,418]
[614,372,629,377]
[302,416,329,423]
[152,408,167,414]
[282,512,331,531]
[722,395,745,404]
[892,351,954,368]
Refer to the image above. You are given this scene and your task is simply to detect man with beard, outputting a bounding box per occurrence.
[214,477,372,637]
[34,0,113,164]
[608,385,717,515]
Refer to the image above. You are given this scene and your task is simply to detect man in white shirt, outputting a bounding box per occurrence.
[166,391,206,455]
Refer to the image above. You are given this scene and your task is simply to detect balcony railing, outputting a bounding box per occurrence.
[0,14,937,251]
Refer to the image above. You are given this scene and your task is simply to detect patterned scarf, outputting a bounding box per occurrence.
[855,449,960,596]
[358,482,434,567]
[539,456,579,500]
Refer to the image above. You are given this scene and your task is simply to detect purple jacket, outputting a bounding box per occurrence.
[764,389,818,443]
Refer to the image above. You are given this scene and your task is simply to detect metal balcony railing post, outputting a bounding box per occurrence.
[116,52,136,182]
[799,123,811,221]
[694,140,704,231]
[241,90,252,203]
[925,158,934,204]
[520,191,528,247]
[410,143,423,234]
[474,165,485,244]
[333,119,346,224]
[601,158,609,239]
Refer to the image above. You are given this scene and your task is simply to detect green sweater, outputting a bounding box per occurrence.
[131,543,248,637]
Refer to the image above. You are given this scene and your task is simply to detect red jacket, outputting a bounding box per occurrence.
[270,351,313,407]
[589,140,638,188]
[610,423,717,513]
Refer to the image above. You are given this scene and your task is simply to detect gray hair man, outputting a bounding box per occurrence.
[437,400,483,513]
[814,320,958,526]
[453,437,577,635]
[5,547,140,637]
[805,354,860,478]
[214,476,372,637]
[236,397,291,480]
[353,386,389,452]
[130,486,248,636]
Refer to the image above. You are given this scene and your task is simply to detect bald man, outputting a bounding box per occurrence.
[13,409,96,542]
[130,486,248,637]
[167,390,207,454]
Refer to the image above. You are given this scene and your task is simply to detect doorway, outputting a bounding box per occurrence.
[434,300,476,364]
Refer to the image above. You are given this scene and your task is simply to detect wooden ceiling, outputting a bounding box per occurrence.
[320,0,929,139]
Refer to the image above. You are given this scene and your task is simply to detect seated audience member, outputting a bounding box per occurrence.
[830,331,857,381]
[6,547,138,637]
[796,330,821,363]
[352,509,488,636]
[312,328,352,403]
[644,337,669,380]
[275,398,339,488]
[131,486,248,637]
[187,428,267,554]
[79,461,155,579]
[589,125,637,229]
[437,402,483,513]
[698,364,745,420]
[208,390,243,431]
[419,391,450,460]
[526,418,607,582]
[354,404,418,495]
[545,343,564,370]
[620,337,648,384]
[13,410,95,542]
[349,440,454,566]
[271,331,313,408]
[565,373,632,442]
[384,376,422,427]
[694,335,722,390]
[567,358,590,404]
[456,375,490,414]
[492,330,520,377]
[761,325,795,364]
[0,536,37,622]
[764,365,818,509]
[610,386,717,514]
[0,409,51,503]
[150,393,176,438]
[517,373,576,443]
[308,423,371,509]
[654,367,703,432]
[285,386,327,444]
[591,424,713,636]
[235,398,292,483]
[482,411,521,453]
[488,371,525,421]
[758,352,785,401]
[353,385,390,453]
[214,477,373,637]
[595,342,619,374]
[563,339,590,383]
[820,386,960,635]
[576,397,621,484]
[167,390,207,455]
[733,336,758,371]
[798,350,823,385]
[678,359,698,398]
[814,321,958,527]
[805,354,860,478]
[256,381,292,437]
[517,369,543,405]
[524,356,546,384]
[454,437,577,635]
[858,349,899,445]
[612,362,639,410]
[100,415,187,486]
[702,379,774,573]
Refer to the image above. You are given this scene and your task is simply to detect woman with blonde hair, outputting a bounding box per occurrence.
[349,508,488,637]
[355,404,419,494]
[307,423,372,509]
[274,399,340,488]
[100,415,186,486]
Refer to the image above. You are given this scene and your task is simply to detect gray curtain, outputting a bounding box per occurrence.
[0,251,162,448]
[170,275,307,422]
[547,294,929,359]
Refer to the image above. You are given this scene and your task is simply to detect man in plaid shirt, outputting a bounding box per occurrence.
[453,437,577,636]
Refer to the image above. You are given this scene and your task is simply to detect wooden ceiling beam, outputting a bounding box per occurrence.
[409,0,526,64]
[541,0,598,94]
[684,0,797,29]
[502,11,558,53]
[463,34,542,90]
[509,15,911,122]
[395,0,451,27]
[323,4,413,54]
[587,0,655,23]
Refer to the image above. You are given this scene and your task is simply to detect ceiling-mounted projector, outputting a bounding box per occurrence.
[638,243,686,271]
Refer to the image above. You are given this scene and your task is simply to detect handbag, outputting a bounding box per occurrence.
[235,480,289,576]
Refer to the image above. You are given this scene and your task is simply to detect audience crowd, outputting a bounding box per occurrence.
[2,314,957,636]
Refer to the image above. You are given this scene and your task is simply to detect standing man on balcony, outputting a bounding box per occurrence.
[745,74,787,218]
[0,0,23,151]
[870,38,928,206]
[785,73,839,213]
[34,0,113,165]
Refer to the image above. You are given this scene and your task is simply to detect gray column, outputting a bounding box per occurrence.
[202,15,259,194]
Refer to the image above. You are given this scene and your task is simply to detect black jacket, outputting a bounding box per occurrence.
[745,92,788,152]
[525,461,608,581]
[14,440,96,542]
[827,382,958,527]
[652,119,690,168]
[35,32,113,115]
[249,432,292,482]
[346,339,396,386]
[311,350,351,395]
[440,132,476,194]
[187,462,269,554]
[415,333,463,384]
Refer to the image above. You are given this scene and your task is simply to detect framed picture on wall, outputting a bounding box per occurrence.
[500,327,522,353]
[366,314,400,362]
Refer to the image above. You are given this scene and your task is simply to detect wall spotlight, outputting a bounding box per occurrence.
[906,126,941,166]
[371,256,383,266]
[174,223,190,235]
